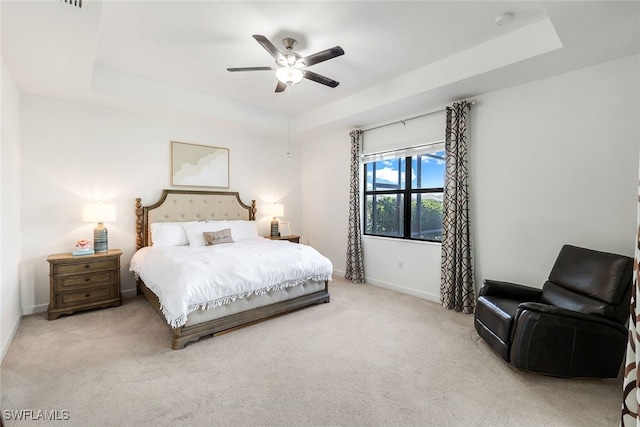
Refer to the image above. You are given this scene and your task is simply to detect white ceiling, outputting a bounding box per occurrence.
[2,1,639,139]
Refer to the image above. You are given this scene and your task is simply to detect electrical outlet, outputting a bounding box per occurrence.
[398,261,404,269]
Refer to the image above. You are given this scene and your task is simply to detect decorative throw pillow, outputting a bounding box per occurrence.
[203,229,234,246]
[183,221,228,247]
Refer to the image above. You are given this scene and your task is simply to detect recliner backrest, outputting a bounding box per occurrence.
[540,244,633,324]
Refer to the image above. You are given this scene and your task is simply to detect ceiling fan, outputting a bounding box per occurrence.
[227,35,345,93]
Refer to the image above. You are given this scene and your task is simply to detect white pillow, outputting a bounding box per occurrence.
[150,221,197,247]
[183,221,228,247]
[226,220,259,241]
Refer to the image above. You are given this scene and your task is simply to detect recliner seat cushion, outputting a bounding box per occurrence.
[475,296,521,344]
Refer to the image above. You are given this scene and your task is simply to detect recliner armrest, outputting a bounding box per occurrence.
[479,279,543,301]
[518,302,627,332]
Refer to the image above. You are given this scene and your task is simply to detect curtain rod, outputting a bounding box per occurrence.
[362,99,476,134]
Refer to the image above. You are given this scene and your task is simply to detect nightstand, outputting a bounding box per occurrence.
[47,249,122,320]
[267,235,300,243]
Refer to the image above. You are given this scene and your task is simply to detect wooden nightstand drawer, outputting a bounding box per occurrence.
[53,271,117,292]
[52,258,119,275]
[56,285,117,306]
[47,249,122,320]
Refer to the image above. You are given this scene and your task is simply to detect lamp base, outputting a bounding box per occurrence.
[270,218,279,237]
[94,222,109,253]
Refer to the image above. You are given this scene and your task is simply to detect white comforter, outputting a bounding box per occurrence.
[130,238,333,328]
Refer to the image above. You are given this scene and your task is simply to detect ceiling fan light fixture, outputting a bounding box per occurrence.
[276,67,304,85]
[286,53,299,66]
[228,35,344,92]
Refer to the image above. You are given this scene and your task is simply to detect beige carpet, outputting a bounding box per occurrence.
[1,276,622,426]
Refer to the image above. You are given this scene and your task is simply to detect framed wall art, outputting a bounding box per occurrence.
[171,141,229,188]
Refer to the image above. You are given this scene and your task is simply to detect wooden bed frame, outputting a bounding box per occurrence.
[135,189,330,349]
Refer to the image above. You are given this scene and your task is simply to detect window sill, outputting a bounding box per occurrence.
[362,235,442,247]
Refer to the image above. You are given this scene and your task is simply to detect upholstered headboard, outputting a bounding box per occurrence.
[135,189,257,250]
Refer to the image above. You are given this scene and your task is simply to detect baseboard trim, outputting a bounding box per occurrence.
[331,269,440,303]
[122,289,137,298]
[22,304,47,316]
[366,278,440,303]
[1,314,22,366]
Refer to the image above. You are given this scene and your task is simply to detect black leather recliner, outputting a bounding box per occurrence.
[474,244,633,378]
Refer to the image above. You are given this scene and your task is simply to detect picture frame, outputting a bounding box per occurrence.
[171,141,229,188]
[279,221,291,237]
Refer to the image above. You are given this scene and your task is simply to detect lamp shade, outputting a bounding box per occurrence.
[82,203,116,223]
[263,203,284,218]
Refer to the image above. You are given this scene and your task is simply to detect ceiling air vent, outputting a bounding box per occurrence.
[60,0,83,8]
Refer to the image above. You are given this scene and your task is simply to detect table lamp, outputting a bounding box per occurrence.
[263,203,284,237]
[82,202,116,253]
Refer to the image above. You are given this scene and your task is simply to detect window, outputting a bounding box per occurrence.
[364,143,445,242]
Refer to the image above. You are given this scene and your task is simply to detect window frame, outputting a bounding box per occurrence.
[363,147,445,243]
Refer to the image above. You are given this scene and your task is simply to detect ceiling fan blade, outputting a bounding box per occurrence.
[301,46,344,67]
[227,66,273,72]
[302,70,339,88]
[275,81,287,93]
[252,35,285,63]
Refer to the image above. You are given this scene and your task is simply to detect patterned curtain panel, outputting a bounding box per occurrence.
[621,182,640,425]
[440,101,475,313]
[345,130,365,283]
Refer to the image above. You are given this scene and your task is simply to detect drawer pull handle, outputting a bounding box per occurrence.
[84,265,90,269]
[85,293,90,297]
[84,278,90,282]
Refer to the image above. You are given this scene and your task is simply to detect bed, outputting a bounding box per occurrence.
[131,189,332,349]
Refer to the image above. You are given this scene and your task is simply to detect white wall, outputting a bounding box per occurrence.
[20,94,301,313]
[300,131,350,270]
[471,54,640,287]
[301,54,640,301]
[1,58,23,362]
